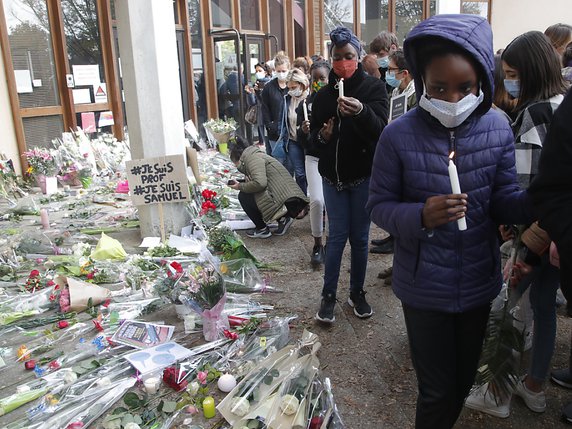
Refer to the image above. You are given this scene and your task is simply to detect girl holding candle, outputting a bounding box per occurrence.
[366,15,532,429]
[310,26,389,323]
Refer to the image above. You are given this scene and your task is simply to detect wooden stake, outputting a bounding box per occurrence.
[158,202,166,243]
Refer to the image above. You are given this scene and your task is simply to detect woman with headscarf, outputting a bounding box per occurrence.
[309,26,389,323]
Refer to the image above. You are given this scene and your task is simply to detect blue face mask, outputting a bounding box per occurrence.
[504,79,520,98]
[385,71,402,88]
[377,56,389,69]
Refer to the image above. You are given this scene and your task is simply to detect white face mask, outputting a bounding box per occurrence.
[276,71,289,82]
[255,71,266,80]
[419,87,484,128]
[288,87,303,97]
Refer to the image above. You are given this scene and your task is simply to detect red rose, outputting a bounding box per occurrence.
[49,360,61,370]
[170,261,183,273]
[24,360,36,370]
[30,270,40,278]
[86,272,95,280]
[93,320,104,332]
[309,416,323,429]
[47,280,55,287]
[57,321,69,329]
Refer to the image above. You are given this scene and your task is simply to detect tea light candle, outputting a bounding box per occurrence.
[40,209,49,229]
[303,100,309,122]
[447,152,467,231]
[143,377,160,394]
[202,396,216,419]
[338,78,344,98]
[217,373,237,392]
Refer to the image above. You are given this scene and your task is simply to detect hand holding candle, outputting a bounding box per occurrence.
[447,152,467,231]
[303,100,309,122]
[338,78,344,98]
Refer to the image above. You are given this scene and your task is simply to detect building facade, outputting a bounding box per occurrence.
[0,0,570,174]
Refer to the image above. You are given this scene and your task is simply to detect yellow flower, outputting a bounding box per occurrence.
[27,166,34,174]
[220,264,228,274]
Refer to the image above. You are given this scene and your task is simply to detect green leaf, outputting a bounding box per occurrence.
[112,407,128,415]
[133,414,143,425]
[121,413,135,425]
[72,365,87,375]
[124,392,142,409]
[162,401,177,413]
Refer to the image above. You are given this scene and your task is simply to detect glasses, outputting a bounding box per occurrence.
[387,67,403,73]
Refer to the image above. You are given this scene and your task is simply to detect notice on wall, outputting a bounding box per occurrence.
[93,83,107,103]
[389,93,407,122]
[126,154,190,206]
[72,64,101,86]
[14,70,33,93]
[81,112,96,133]
[73,88,92,104]
[98,111,114,127]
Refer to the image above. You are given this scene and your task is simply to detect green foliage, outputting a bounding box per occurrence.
[147,244,181,258]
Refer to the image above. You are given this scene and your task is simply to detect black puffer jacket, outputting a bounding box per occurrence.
[309,63,389,185]
[261,78,288,141]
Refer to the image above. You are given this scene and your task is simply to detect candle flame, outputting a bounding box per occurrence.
[449,151,455,160]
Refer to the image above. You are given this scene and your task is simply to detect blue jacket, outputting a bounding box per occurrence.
[366,15,532,313]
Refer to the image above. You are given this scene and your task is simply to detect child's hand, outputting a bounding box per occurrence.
[422,194,467,229]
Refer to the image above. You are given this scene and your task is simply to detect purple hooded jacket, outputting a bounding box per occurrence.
[366,15,532,313]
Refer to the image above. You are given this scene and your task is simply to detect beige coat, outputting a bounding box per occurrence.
[237,146,309,222]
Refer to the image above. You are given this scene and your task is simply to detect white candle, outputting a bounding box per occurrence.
[40,209,49,229]
[302,100,309,122]
[143,377,160,394]
[447,152,467,231]
[338,78,344,98]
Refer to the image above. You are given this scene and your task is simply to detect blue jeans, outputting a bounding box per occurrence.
[514,254,560,383]
[269,139,294,176]
[287,140,307,195]
[322,178,371,297]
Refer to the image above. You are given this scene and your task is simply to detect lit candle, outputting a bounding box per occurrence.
[202,396,216,419]
[338,78,344,98]
[40,209,49,230]
[303,100,309,122]
[447,152,467,231]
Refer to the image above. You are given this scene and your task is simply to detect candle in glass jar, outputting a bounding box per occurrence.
[447,152,467,231]
[143,377,160,394]
[203,396,216,418]
[338,78,344,98]
[303,100,309,122]
[40,209,50,229]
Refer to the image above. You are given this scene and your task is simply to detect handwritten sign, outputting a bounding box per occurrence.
[389,93,407,122]
[126,154,190,206]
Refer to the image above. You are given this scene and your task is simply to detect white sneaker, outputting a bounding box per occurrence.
[514,377,546,413]
[465,383,511,418]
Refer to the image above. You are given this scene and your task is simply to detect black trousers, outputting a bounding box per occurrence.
[238,191,266,230]
[402,302,491,429]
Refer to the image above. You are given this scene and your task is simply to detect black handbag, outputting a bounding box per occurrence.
[245,105,258,125]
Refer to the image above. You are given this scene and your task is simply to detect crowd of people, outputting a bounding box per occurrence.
[224,15,572,429]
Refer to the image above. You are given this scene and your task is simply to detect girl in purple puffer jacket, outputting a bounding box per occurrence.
[366,14,532,429]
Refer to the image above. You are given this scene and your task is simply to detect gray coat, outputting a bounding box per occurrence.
[237,146,309,222]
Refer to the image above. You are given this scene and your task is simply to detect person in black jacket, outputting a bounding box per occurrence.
[261,52,290,160]
[311,27,389,323]
[528,89,572,420]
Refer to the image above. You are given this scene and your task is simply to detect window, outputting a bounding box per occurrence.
[269,0,285,53]
[324,0,353,34]
[240,0,260,31]
[395,0,423,44]
[461,0,489,20]
[361,0,389,46]
[211,0,231,28]
[294,0,306,57]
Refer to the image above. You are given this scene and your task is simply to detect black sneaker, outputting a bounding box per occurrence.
[310,244,325,267]
[246,227,272,239]
[315,294,336,323]
[369,237,394,254]
[552,368,572,389]
[371,236,392,246]
[348,289,373,318]
[274,216,293,236]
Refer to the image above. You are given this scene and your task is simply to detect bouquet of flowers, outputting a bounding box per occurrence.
[51,133,94,188]
[89,133,131,175]
[176,263,227,341]
[0,159,27,204]
[203,118,237,154]
[199,188,226,227]
[23,148,57,177]
[208,226,259,265]
[23,269,56,293]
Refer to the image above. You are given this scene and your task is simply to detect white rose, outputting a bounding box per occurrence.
[96,377,111,387]
[230,397,250,417]
[124,423,141,429]
[63,371,78,385]
[279,394,300,415]
[187,381,200,396]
